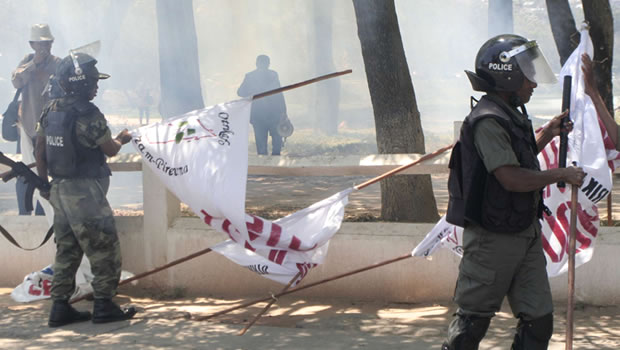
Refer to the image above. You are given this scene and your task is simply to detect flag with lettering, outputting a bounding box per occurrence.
[413,28,615,277]
[211,188,351,285]
[131,99,252,242]
[538,27,612,276]
[132,99,350,285]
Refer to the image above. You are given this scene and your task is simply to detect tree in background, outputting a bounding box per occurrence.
[545,0,579,66]
[547,0,614,113]
[352,0,439,222]
[156,0,205,118]
[489,0,514,36]
[311,0,341,135]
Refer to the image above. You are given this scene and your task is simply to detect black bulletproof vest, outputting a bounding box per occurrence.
[44,99,110,179]
[446,95,542,233]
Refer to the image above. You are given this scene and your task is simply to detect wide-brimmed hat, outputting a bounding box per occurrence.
[30,24,54,42]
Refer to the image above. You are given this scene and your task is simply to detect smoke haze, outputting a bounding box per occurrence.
[0,0,617,140]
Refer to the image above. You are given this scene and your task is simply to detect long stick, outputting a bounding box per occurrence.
[354,144,454,190]
[70,247,213,304]
[253,70,352,100]
[566,184,579,350]
[238,271,302,336]
[195,253,412,321]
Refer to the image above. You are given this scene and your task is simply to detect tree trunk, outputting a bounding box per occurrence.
[583,1,614,114]
[352,0,439,222]
[545,0,580,66]
[488,0,514,37]
[156,0,205,119]
[312,0,340,135]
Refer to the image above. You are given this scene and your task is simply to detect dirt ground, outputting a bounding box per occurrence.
[2,288,620,349]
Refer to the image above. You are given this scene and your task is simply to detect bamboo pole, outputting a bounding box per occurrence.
[565,184,579,350]
[354,144,454,190]
[252,70,352,101]
[195,253,412,321]
[70,247,213,304]
[238,272,302,336]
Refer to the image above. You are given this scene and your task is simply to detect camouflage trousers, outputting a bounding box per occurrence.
[48,177,122,300]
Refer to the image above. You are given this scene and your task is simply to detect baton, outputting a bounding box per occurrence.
[558,75,572,188]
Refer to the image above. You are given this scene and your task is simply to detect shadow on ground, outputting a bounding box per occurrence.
[2,288,620,349]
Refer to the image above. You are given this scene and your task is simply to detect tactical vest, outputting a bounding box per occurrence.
[446,95,542,233]
[44,99,110,179]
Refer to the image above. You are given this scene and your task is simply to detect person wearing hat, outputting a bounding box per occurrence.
[35,52,136,327]
[237,54,290,155]
[11,24,61,215]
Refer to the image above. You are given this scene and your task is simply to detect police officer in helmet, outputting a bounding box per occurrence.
[35,52,136,326]
[442,35,585,349]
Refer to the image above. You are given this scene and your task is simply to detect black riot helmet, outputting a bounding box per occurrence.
[465,34,556,93]
[56,52,110,98]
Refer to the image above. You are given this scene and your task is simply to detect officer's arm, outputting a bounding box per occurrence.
[100,129,132,157]
[35,135,48,184]
[494,165,584,192]
[535,110,569,153]
[474,118,584,192]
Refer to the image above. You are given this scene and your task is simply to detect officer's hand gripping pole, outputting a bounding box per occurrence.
[0,152,50,212]
[558,76,572,188]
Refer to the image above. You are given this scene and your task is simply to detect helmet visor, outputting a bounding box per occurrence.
[514,43,557,84]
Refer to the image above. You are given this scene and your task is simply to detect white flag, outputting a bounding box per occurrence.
[412,216,462,258]
[132,98,252,241]
[212,188,351,285]
[538,27,611,277]
[132,99,349,284]
[413,28,613,277]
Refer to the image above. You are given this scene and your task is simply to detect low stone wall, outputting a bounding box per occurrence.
[2,215,620,305]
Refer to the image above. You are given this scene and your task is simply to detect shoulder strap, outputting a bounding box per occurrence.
[0,223,54,251]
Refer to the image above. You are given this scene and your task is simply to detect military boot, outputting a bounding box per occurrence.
[48,299,92,327]
[92,298,137,324]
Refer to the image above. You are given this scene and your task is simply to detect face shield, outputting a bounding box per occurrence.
[499,40,557,84]
[69,41,102,75]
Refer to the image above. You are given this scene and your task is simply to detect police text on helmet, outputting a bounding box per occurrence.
[488,63,512,71]
[68,74,86,82]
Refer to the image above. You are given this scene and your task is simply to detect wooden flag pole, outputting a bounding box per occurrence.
[354,143,454,191]
[566,184,579,350]
[195,253,412,321]
[252,70,352,101]
[70,247,213,304]
[238,271,303,336]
